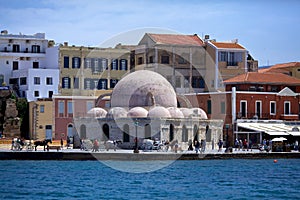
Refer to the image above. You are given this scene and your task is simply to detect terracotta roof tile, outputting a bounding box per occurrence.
[259,62,300,73]
[224,72,300,85]
[148,33,204,46]
[211,42,245,49]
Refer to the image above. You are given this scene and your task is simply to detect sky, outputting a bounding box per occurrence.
[0,0,299,66]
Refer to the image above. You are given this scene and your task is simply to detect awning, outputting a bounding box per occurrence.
[237,121,298,136]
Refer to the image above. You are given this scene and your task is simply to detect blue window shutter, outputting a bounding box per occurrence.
[64,56,69,68]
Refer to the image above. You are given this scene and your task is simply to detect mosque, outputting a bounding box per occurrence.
[74,70,223,151]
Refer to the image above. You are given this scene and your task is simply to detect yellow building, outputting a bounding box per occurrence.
[59,43,133,98]
[29,99,53,140]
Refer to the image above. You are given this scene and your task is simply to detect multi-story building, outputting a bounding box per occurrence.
[134,33,257,93]
[0,30,59,101]
[259,62,300,78]
[184,72,300,146]
[28,98,54,140]
[205,38,258,90]
[53,43,133,140]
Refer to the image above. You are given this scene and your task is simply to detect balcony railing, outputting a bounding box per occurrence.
[236,112,300,120]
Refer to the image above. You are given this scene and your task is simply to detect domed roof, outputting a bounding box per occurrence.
[111,70,177,108]
[148,106,171,118]
[167,107,184,118]
[191,108,208,119]
[179,108,193,117]
[127,107,148,118]
[87,107,107,118]
[106,107,128,118]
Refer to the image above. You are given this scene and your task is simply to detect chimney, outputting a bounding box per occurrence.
[64,42,68,47]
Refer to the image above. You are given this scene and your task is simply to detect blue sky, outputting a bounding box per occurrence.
[0,0,299,66]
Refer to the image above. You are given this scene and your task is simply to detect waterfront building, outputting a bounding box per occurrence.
[74,70,223,150]
[0,30,59,101]
[133,33,258,93]
[184,72,300,145]
[28,99,53,140]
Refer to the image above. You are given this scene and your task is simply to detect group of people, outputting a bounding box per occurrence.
[188,139,206,154]
[234,138,253,151]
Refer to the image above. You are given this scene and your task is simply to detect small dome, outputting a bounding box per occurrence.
[180,108,194,117]
[106,107,128,118]
[111,70,177,108]
[127,107,148,118]
[148,106,171,118]
[87,107,107,118]
[167,107,184,118]
[191,108,208,119]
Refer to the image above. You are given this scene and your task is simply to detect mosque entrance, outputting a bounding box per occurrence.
[103,124,109,141]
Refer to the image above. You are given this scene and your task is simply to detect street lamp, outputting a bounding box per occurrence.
[133,120,139,153]
[225,124,230,152]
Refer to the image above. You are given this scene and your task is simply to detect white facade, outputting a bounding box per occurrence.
[0,30,59,101]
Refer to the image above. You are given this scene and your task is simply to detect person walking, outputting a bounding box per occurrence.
[218,139,223,152]
[194,140,200,154]
[60,138,64,150]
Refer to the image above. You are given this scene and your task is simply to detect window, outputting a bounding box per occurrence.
[161,55,169,64]
[97,79,107,90]
[34,91,39,97]
[182,126,188,142]
[220,52,227,61]
[101,59,108,71]
[207,100,212,114]
[284,101,290,115]
[58,101,64,114]
[221,102,226,114]
[48,91,53,98]
[72,57,81,68]
[73,77,79,89]
[34,77,40,85]
[12,44,20,52]
[46,77,53,85]
[13,61,18,70]
[84,58,91,68]
[33,62,39,68]
[110,79,118,88]
[138,57,143,65]
[120,59,127,70]
[40,105,45,113]
[62,77,70,88]
[111,59,118,70]
[64,56,69,68]
[270,101,276,115]
[32,45,40,53]
[255,101,262,118]
[67,101,73,114]
[20,77,27,85]
[0,74,3,86]
[149,56,154,63]
[84,79,91,89]
[240,100,247,118]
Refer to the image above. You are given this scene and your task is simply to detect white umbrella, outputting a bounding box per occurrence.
[271,137,287,142]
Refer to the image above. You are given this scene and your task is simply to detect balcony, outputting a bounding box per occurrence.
[0,51,46,57]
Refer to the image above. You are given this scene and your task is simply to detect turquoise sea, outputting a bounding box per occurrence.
[0,159,300,200]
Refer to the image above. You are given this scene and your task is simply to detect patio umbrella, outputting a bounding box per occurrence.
[271,137,287,142]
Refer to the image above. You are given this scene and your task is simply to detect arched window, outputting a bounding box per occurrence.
[123,124,130,142]
[67,124,74,137]
[145,124,151,139]
[80,124,86,139]
[193,125,198,142]
[102,124,109,141]
[182,125,188,142]
[169,124,174,141]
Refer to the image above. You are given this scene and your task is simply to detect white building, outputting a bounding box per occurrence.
[0,30,59,101]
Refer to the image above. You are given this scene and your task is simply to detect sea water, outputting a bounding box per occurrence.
[0,159,299,200]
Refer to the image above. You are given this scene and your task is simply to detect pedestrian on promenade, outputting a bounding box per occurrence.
[234,138,239,151]
[194,140,200,153]
[174,140,179,153]
[218,139,223,152]
[243,139,247,151]
[67,136,70,149]
[188,139,193,151]
[60,138,63,150]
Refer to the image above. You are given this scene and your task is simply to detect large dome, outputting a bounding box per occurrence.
[111,70,177,108]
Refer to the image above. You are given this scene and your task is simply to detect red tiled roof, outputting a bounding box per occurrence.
[259,62,300,73]
[147,33,204,46]
[223,72,300,85]
[211,42,245,49]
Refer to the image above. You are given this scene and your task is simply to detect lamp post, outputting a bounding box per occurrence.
[225,124,230,153]
[133,120,139,153]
